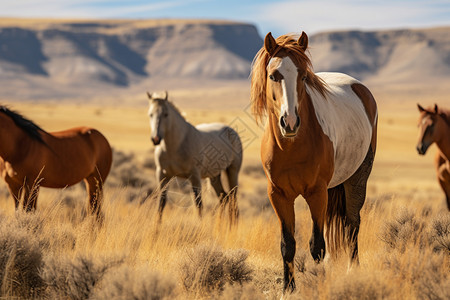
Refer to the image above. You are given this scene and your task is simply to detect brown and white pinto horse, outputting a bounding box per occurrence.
[0,106,112,218]
[416,104,450,210]
[250,32,377,292]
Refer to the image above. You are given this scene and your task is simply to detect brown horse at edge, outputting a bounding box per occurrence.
[0,106,112,218]
[416,104,450,210]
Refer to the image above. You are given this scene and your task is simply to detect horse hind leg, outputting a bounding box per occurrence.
[84,172,104,220]
[342,146,375,262]
[225,164,240,225]
[210,174,226,214]
[210,174,226,203]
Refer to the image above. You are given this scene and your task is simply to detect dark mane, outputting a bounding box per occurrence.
[250,34,329,122]
[439,108,450,128]
[423,105,450,128]
[0,106,45,143]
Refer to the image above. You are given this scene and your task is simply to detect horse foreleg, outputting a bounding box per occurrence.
[190,175,203,217]
[306,187,327,262]
[5,180,23,209]
[268,186,296,293]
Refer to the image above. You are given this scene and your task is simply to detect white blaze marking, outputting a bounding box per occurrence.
[148,104,159,138]
[269,57,299,130]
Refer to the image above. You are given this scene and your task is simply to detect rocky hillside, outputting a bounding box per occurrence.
[310,27,450,84]
[0,19,261,85]
[0,19,448,100]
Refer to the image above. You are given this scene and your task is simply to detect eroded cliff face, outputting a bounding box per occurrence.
[0,19,448,100]
[0,20,262,87]
[310,27,450,83]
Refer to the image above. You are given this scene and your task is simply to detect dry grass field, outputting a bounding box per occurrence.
[0,84,449,299]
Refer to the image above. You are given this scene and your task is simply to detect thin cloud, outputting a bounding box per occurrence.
[252,0,450,36]
[0,0,207,18]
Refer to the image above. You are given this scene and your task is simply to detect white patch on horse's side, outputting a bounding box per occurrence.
[306,72,374,188]
[269,56,299,130]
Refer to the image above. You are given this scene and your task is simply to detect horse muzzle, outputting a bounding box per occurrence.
[416,143,429,155]
[152,136,161,145]
[280,114,300,138]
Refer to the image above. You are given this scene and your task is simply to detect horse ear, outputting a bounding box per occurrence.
[147,91,153,100]
[417,103,425,112]
[264,32,277,56]
[434,104,438,114]
[297,31,308,51]
[164,91,168,101]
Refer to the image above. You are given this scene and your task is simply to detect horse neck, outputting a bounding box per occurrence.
[0,117,34,161]
[162,108,194,152]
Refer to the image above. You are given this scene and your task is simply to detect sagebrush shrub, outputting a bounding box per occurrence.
[0,219,44,298]
[380,209,427,252]
[42,254,123,300]
[180,245,252,295]
[429,214,450,254]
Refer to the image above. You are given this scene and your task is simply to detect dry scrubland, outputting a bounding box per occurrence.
[0,86,449,299]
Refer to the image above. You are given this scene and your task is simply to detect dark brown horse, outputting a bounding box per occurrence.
[416,104,450,210]
[250,32,377,292]
[0,106,112,218]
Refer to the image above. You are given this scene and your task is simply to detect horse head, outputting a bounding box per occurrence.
[416,103,446,155]
[251,31,327,139]
[264,32,310,137]
[147,91,169,145]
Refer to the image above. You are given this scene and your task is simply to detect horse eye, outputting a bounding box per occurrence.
[269,74,275,81]
[164,113,168,117]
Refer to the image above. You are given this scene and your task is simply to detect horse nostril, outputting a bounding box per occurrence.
[295,116,300,128]
[152,136,161,145]
[280,116,286,129]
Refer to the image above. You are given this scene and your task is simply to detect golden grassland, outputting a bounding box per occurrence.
[0,87,449,299]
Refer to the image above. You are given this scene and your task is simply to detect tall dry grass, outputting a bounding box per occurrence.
[0,150,447,299]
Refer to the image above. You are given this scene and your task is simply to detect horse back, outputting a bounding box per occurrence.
[194,123,243,177]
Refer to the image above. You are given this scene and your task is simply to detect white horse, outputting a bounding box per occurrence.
[146,91,242,223]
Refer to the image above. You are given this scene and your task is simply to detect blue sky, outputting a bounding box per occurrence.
[1,0,449,37]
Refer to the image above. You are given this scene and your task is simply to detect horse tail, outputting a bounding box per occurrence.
[228,186,239,226]
[325,183,347,257]
[90,128,113,181]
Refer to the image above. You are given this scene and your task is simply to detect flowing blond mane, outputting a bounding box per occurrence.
[250,34,329,122]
